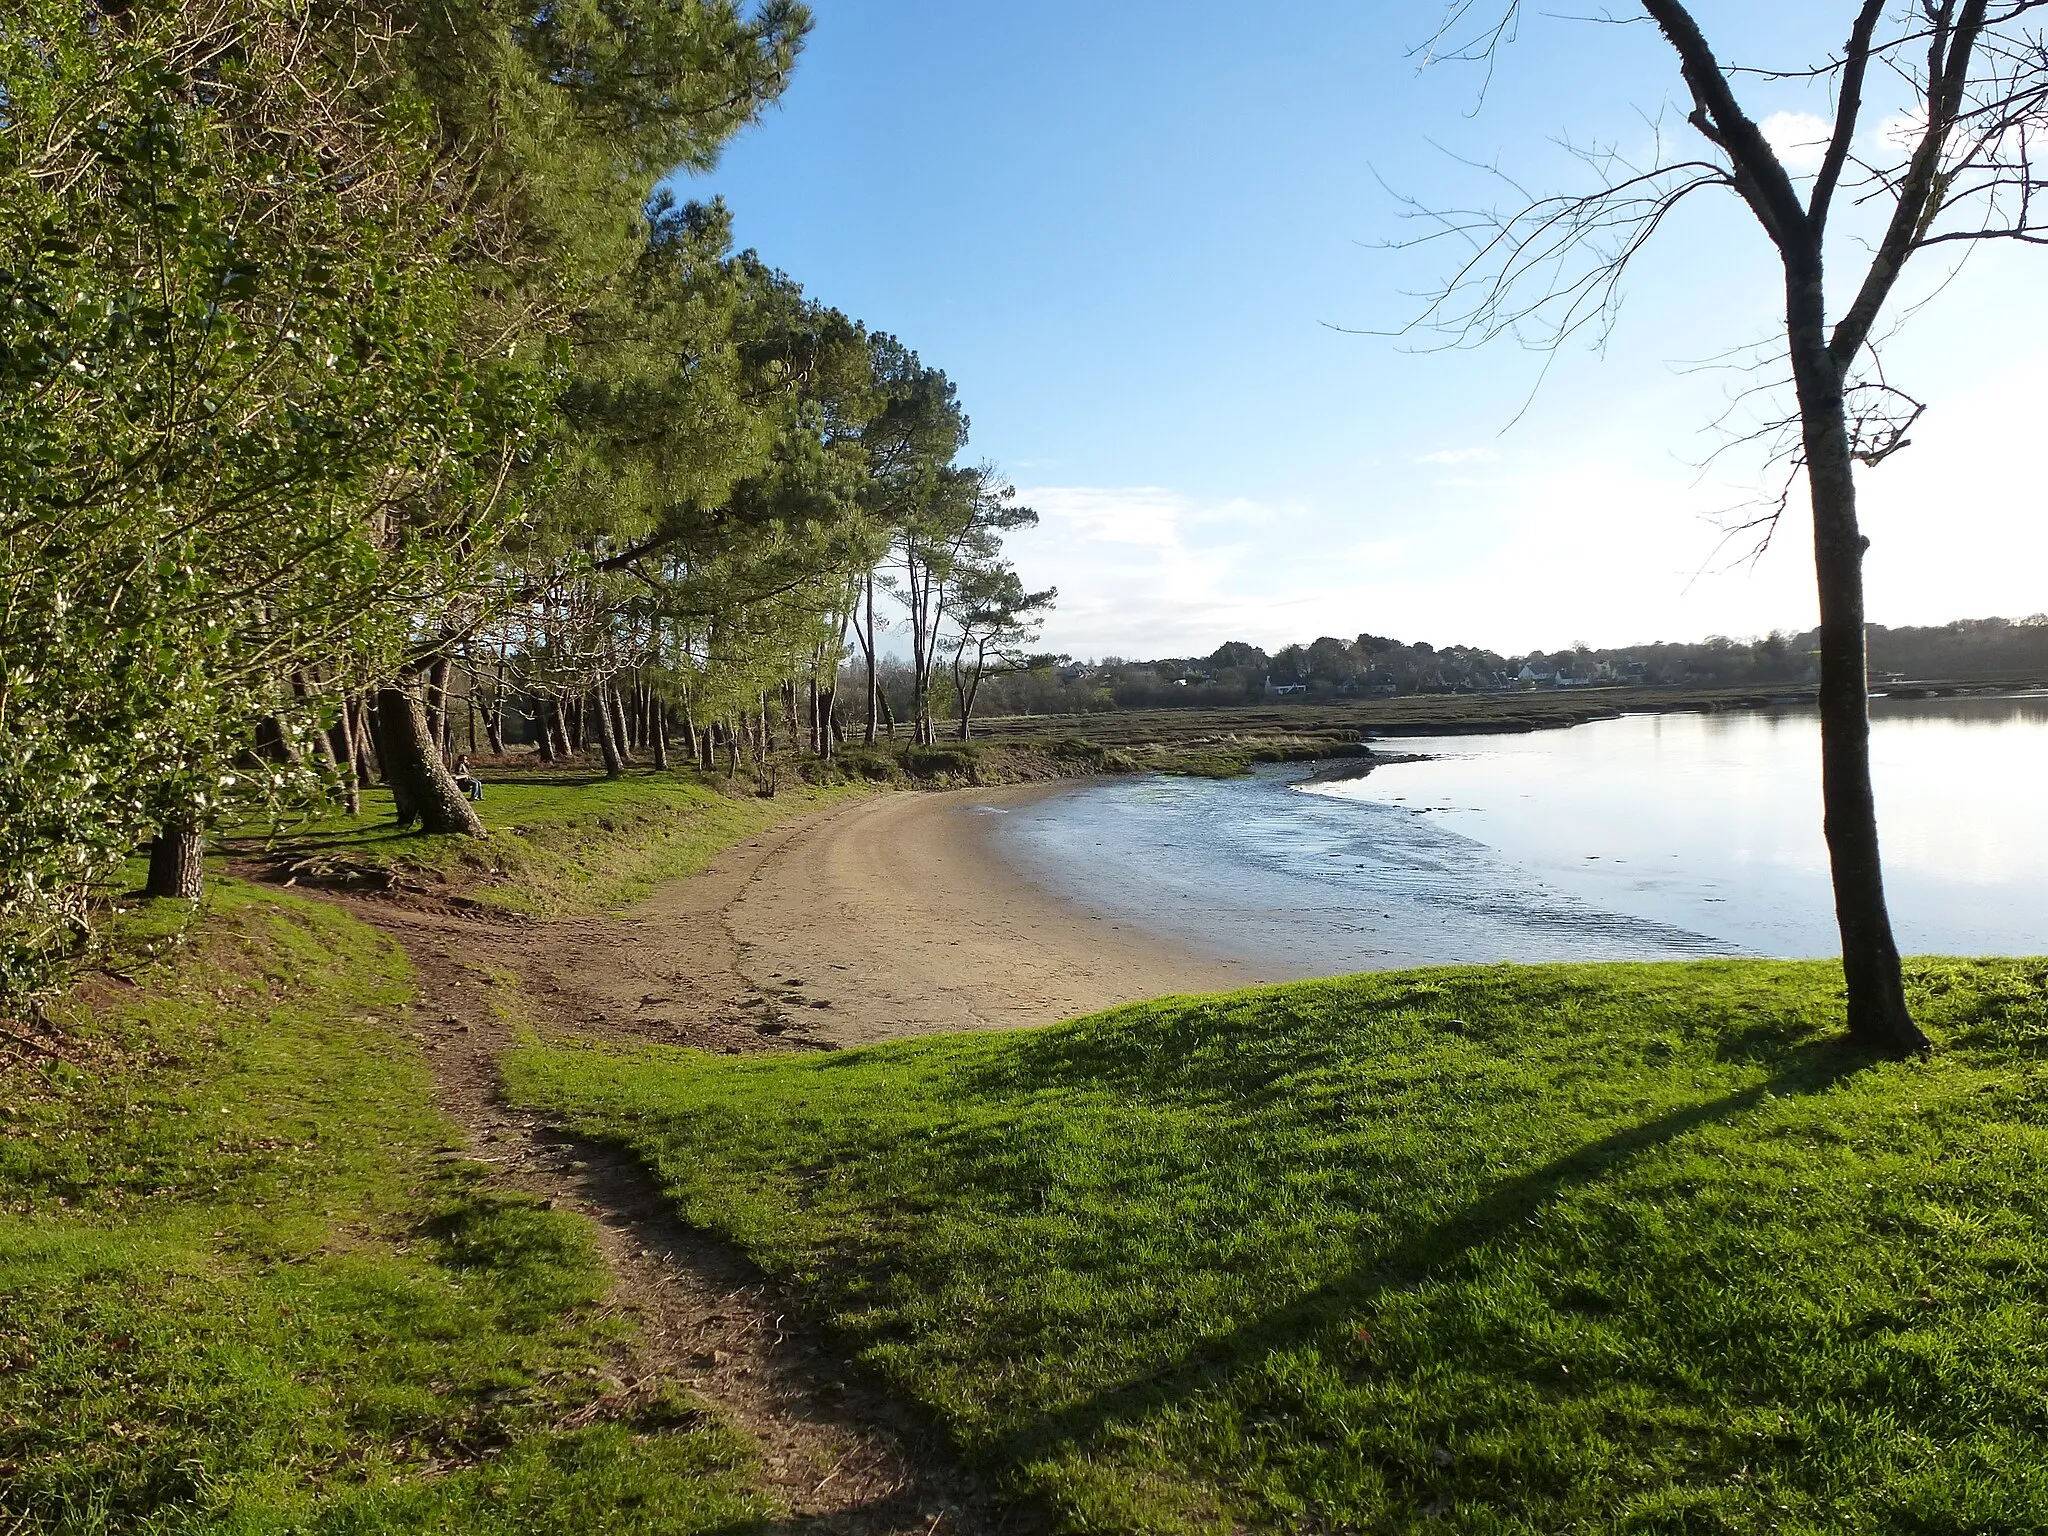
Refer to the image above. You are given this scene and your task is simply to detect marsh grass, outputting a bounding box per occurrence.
[507,958,2048,1533]
[1,881,767,1534]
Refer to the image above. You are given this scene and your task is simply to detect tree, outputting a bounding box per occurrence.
[945,561,1057,739]
[0,0,520,979]
[859,338,968,743]
[890,467,1038,745]
[362,0,811,819]
[1405,1,2048,1053]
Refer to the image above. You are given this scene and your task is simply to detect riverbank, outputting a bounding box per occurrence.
[20,765,2048,1533]
[510,955,2048,1534]
[968,679,2046,757]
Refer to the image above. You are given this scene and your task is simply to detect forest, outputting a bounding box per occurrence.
[0,0,1049,999]
[956,614,2048,714]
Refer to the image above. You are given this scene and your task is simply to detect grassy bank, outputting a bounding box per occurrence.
[233,772,872,916]
[231,739,1178,913]
[1,882,767,1534]
[507,958,2048,1534]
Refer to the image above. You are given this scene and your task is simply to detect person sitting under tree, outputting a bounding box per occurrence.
[451,755,484,802]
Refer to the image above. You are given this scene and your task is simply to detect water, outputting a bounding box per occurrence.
[985,695,2048,973]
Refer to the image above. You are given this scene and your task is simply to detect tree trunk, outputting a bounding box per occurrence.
[1789,290,1926,1054]
[879,684,896,742]
[652,703,670,770]
[483,696,505,756]
[593,688,625,778]
[425,654,452,759]
[365,691,404,814]
[145,814,205,900]
[352,698,378,788]
[819,684,836,761]
[608,687,633,767]
[375,683,486,835]
[535,697,556,764]
[864,575,879,746]
[681,701,699,763]
[328,692,363,815]
[253,714,302,766]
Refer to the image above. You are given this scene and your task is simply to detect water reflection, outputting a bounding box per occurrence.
[990,695,2048,973]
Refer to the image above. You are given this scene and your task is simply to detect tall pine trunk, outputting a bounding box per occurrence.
[1787,267,1926,1054]
[593,688,625,778]
[375,682,485,835]
[864,575,879,745]
[608,687,633,767]
[652,703,670,770]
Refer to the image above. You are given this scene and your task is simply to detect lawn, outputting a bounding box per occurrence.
[506,958,2048,1534]
[0,881,769,1535]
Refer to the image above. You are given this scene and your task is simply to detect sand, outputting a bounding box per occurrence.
[712,784,1265,1045]
[328,783,1255,1530]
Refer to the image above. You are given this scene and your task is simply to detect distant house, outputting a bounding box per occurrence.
[1516,663,1554,684]
[1264,678,1309,697]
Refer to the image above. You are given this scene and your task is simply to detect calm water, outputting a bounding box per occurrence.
[984,695,2048,973]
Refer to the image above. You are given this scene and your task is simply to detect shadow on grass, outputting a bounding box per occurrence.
[989,1036,1874,1471]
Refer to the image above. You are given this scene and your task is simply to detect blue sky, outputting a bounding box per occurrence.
[675,2,2048,659]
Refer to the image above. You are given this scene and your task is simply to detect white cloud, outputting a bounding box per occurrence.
[1414,446,1498,464]
[1874,108,1926,156]
[1760,110,1833,174]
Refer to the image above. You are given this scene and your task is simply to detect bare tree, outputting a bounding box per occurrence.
[1402,1,2048,1053]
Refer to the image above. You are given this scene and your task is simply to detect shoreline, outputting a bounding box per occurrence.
[714,785,1276,1045]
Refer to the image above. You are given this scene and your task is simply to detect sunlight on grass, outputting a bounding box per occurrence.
[0,881,768,1533]
[507,957,2048,1534]
[236,771,871,916]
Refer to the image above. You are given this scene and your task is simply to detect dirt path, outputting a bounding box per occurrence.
[323,784,1245,1533]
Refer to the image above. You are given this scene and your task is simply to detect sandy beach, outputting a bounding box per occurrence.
[372,783,1273,1069]
[715,784,1270,1045]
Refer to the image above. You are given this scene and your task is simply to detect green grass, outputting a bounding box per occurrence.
[505,958,2048,1534]
[238,771,869,915]
[1,881,769,1534]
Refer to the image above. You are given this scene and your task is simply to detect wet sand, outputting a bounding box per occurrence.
[714,785,1272,1045]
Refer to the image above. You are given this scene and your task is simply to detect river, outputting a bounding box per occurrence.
[982,694,2048,973]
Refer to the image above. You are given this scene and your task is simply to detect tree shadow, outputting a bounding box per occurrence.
[988,1036,1874,1470]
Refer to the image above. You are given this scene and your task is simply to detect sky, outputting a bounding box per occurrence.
[674,2,2048,661]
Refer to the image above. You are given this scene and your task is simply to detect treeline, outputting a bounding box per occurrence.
[0,0,1049,995]
[957,615,2048,715]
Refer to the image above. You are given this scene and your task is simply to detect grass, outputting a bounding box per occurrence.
[232,743,1167,914]
[1,880,769,1534]
[235,770,870,916]
[505,957,2048,1534]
